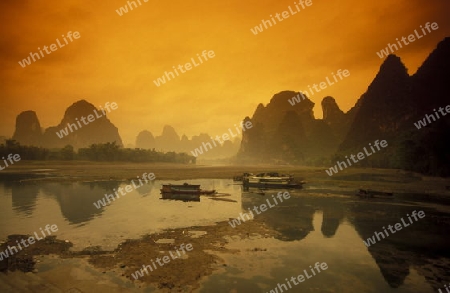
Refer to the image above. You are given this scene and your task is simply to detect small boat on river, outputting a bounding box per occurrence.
[160,183,216,195]
[242,172,304,189]
[356,189,394,198]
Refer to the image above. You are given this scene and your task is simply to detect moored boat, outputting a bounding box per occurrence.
[242,172,304,189]
[160,183,216,195]
[356,189,394,198]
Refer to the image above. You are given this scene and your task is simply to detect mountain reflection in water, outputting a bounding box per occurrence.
[0,179,449,291]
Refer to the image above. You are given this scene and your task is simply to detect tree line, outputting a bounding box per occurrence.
[0,140,196,164]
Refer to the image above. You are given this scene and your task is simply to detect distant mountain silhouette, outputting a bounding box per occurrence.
[237,91,353,164]
[8,38,449,172]
[12,100,122,149]
[136,126,240,159]
[338,37,450,175]
[338,55,412,153]
[238,37,450,175]
[322,96,356,139]
[136,130,155,149]
[155,125,181,151]
[12,111,43,146]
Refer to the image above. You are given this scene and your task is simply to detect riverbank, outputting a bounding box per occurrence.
[1,161,449,197]
[1,165,450,292]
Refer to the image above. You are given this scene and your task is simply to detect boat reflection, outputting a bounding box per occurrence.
[160,193,200,202]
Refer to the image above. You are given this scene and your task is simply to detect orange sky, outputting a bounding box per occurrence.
[1,0,449,146]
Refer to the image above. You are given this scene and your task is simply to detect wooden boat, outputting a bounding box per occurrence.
[233,173,252,182]
[356,189,394,198]
[161,183,200,194]
[199,189,217,195]
[160,183,216,195]
[242,172,304,189]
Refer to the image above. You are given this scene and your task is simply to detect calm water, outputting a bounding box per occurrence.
[0,179,242,250]
[1,178,449,292]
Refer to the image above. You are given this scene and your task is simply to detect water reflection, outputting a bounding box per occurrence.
[241,190,346,241]
[239,190,450,291]
[42,182,120,224]
[134,181,154,196]
[4,181,120,224]
[349,200,450,290]
[160,193,200,202]
[9,182,39,216]
[0,179,242,250]
[321,201,345,237]
[1,180,449,291]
